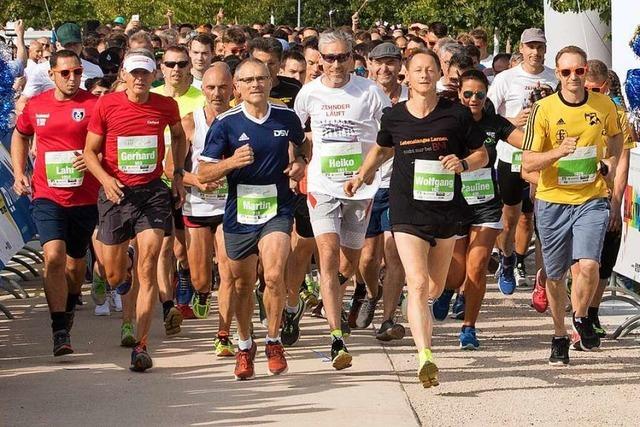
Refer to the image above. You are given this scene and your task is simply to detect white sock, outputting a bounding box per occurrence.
[265,335,280,344]
[286,304,298,314]
[238,337,253,351]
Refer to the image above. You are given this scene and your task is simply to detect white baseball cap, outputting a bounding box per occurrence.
[123,54,156,73]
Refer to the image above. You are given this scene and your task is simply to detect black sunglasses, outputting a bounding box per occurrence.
[321,52,351,63]
[163,60,189,68]
[462,90,486,100]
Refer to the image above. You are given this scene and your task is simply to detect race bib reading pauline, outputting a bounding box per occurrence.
[237,184,277,225]
[557,146,597,186]
[320,140,362,182]
[511,150,523,172]
[117,135,158,174]
[44,151,84,188]
[413,159,455,202]
[198,179,228,203]
[461,168,495,205]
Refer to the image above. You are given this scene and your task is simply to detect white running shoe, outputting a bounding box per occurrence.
[109,290,123,312]
[94,301,111,316]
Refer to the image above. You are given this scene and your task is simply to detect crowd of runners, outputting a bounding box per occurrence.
[5,12,637,387]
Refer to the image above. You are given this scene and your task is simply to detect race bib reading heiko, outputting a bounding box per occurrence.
[236,184,278,225]
[320,141,362,182]
[413,159,455,201]
[461,168,495,205]
[117,135,158,174]
[557,146,597,186]
[511,150,523,172]
[44,151,84,188]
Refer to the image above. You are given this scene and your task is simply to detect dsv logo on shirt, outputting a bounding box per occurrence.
[274,130,289,137]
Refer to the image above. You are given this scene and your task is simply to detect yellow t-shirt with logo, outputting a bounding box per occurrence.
[615,105,636,151]
[523,91,621,205]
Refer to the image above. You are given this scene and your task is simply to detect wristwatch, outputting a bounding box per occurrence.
[598,160,609,177]
[461,159,469,172]
[174,167,185,177]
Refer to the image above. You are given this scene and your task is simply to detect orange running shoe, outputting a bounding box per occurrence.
[234,341,257,380]
[265,341,288,375]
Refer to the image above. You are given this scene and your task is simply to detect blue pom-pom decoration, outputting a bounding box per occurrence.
[626,68,640,111]
[631,26,640,58]
[0,56,15,134]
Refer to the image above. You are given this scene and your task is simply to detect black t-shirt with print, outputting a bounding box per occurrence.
[270,76,302,109]
[377,97,487,226]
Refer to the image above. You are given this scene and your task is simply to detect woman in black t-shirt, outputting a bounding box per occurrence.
[443,70,524,351]
[344,50,488,388]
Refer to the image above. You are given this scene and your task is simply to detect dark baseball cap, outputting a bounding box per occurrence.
[99,47,123,74]
[57,23,82,45]
[369,42,402,60]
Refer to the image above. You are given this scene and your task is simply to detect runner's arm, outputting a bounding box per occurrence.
[358,145,393,184]
[84,131,112,185]
[10,129,32,194]
[168,121,187,172]
[505,127,524,150]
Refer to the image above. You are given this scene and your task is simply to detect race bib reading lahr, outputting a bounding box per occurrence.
[320,139,363,182]
[236,184,278,225]
[117,135,158,174]
[511,150,523,173]
[557,146,597,186]
[461,168,495,205]
[413,159,455,201]
[44,151,84,188]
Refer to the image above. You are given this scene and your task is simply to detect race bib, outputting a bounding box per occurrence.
[413,159,454,201]
[197,179,228,203]
[237,184,277,225]
[461,168,495,205]
[117,135,158,174]
[511,150,523,173]
[557,146,597,186]
[44,151,84,188]
[320,140,362,182]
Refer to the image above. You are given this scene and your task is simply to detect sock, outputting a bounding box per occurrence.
[66,293,80,313]
[51,312,67,332]
[162,300,175,318]
[197,291,209,305]
[286,304,298,314]
[353,281,367,299]
[337,272,349,286]
[331,329,343,340]
[238,337,253,351]
[515,252,526,266]
[417,348,433,366]
[265,335,280,344]
[588,306,599,319]
[503,253,515,267]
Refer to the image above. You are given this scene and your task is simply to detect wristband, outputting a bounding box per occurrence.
[598,160,608,177]
[174,167,185,177]
[461,159,469,172]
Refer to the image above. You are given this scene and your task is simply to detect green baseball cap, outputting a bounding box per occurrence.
[114,16,126,25]
[56,23,82,45]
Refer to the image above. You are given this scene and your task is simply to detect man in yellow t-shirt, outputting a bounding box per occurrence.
[522,46,623,365]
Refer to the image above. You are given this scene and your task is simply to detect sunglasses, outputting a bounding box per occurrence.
[585,82,606,93]
[559,67,586,77]
[163,60,189,69]
[229,48,245,55]
[321,52,351,63]
[237,75,270,84]
[52,67,83,78]
[462,90,486,100]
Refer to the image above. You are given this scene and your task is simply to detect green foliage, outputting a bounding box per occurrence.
[549,0,610,23]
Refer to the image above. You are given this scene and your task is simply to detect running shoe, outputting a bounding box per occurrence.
[164,306,183,336]
[459,325,479,350]
[432,289,455,321]
[94,301,110,316]
[265,341,288,375]
[176,303,196,320]
[310,300,324,318]
[331,338,352,370]
[347,284,367,328]
[175,264,194,305]
[498,253,517,295]
[130,344,153,372]
[417,351,439,388]
[355,286,382,329]
[341,310,351,337]
[116,246,136,296]
[121,322,136,347]
[191,292,211,319]
[531,268,548,313]
[450,293,465,320]
[281,298,306,347]
[255,286,268,327]
[91,273,107,306]
[549,336,570,366]
[109,290,123,312]
[214,331,235,357]
[591,314,607,338]
[53,330,73,356]
[515,262,532,287]
[234,341,257,380]
[375,319,406,341]
[571,315,600,351]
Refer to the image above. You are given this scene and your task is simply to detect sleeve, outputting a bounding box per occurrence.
[522,102,546,152]
[200,119,228,162]
[461,108,486,150]
[293,88,309,127]
[371,85,392,122]
[617,109,636,150]
[288,112,306,146]
[604,100,622,138]
[87,97,106,135]
[15,100,34,136]
[376,111,394,148]
[487,73,506,116]
[495,114,517,142]
[166,97,181,126]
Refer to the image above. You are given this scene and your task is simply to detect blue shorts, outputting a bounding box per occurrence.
[32,198,98,259]
[535,198,609,280]
[366,188,391,238]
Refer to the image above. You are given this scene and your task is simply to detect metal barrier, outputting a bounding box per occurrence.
[602,272,640,339]
[0,242,43,318]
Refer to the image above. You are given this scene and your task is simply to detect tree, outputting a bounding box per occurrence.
[548,0,610,23]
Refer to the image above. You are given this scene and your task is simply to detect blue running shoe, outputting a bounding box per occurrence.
[176,264,194,305]
[116,246,135,295]
[432,289,455,321]
[450,293,465,320]
[459,326,479,350]
[498,253,517,295]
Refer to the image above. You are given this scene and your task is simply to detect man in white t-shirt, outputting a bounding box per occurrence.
[487,28,557,295]
[470,28,494,71]
[294,30,390,370]
[21,23,103,99]
[189,34,214,90]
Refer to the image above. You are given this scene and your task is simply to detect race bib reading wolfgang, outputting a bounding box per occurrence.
[320,140,362,182]
[413,160,455,201]
[44,151,84,188]
[461,168,495,205]
[197,179,228,203]
[511,150,523,172]
[117,135,158,174]
[237,184,277,225]
[557,146,597,185]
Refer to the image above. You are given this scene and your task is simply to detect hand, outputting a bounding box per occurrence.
[284,158,306,182]
[439,154,464,174]
[608,198,622,232]
[557,136,578,157]
[103,177,125,204]
[217,8,225,23]
[231,144,254,169]
[165,9,173,19]
[196,179,220,192]
[352,12,359,25]
[72,151,87,172]
[513,107,531,128]
[344,175,364,197]
[14,19,24,38]
[600,157,616,188]
[13,174,31,196]
[172,174,186,209]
